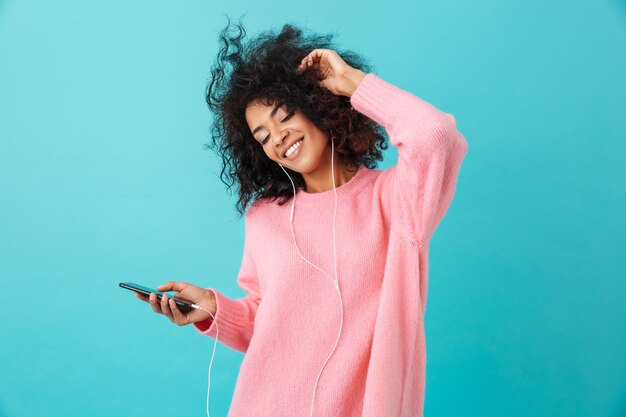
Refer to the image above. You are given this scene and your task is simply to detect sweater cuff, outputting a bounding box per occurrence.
[192,288,252,342]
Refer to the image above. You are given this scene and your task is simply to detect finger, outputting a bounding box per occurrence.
[309,49,321,63]
[135,292,149,302]
[169,299,187,326]
[296,57,309,73]
[161,294,174,321]
[298,49,323,71]
[305,52,318,68]
[149,292,163,314]
[157,281,186,293]
[308,49,330,65]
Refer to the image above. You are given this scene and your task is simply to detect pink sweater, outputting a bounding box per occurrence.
[194,73,468,416]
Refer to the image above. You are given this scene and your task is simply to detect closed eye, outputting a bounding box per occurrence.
[261,111,295,145]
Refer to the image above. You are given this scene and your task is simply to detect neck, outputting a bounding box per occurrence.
[302,147,357,193]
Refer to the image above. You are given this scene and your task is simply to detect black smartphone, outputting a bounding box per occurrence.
[119,282,195,313]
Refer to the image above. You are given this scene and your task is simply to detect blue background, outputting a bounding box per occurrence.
[1,1,625,416]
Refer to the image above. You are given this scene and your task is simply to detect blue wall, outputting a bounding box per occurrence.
[1,1,624,416]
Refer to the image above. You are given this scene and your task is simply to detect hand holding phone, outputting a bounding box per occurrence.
[120,281,217,326]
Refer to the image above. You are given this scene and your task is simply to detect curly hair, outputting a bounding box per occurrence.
[204,15,389,217]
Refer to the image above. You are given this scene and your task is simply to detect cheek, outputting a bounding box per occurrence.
[309,131,329,150]
[264,147,280,161]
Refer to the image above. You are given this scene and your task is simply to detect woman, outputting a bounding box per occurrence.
[136,18,468,417]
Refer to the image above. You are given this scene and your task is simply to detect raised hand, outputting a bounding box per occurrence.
[295,48,366,97]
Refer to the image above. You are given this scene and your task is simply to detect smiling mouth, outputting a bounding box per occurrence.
[283,137,304,159]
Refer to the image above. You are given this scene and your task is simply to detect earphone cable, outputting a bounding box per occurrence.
[190,303,219,417]
[279,139,344,417]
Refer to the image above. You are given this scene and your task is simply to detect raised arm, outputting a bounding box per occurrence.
[350,72,469,244]
[296,49,468,244]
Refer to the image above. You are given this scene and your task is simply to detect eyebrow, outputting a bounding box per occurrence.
[251,101,284,135]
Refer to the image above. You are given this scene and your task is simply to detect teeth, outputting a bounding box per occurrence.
[285,138,303,158]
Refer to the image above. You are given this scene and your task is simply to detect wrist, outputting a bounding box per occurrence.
[198,290,217,315]
[344,68,366,97]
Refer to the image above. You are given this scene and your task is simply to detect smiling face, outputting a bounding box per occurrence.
[245,99,330,173]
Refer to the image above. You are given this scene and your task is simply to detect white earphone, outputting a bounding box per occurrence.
[200,138,343,417]
[189,304,218,417]
[279,138,344,417]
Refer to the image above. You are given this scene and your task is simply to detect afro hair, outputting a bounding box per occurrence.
[204,15,389,217]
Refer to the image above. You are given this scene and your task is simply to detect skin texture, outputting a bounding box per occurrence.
[138,48,366,325]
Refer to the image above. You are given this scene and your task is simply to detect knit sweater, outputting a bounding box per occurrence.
[193,73,469,416]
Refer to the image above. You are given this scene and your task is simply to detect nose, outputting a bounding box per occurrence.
[273,129,291,148]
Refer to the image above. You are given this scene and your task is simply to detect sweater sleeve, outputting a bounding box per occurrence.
[350,73,469,244]
[192,215,261,353]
